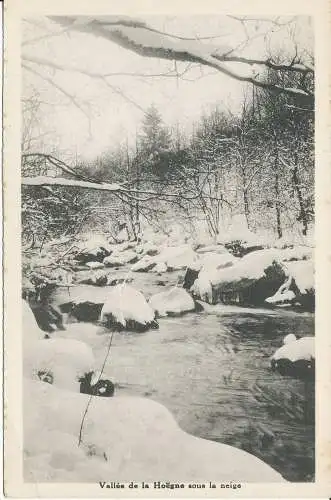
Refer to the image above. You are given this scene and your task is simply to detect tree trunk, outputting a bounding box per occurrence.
[274,150,283,239]
[292,157,308,236]
[243,188,250,229]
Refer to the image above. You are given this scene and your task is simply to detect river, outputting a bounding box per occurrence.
[52,276,315,482]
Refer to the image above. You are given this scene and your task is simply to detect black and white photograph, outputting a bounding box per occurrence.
[3,0,331,495]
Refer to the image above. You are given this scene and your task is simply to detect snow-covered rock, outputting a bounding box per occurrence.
[199,251,237,273]
[100,284,157,331]
[74,246,110,265]
[149,287,196,317]
[285,260,314,294]
[103,249,138,267]
[24,379,284,482]
[210,249,282,285]
[272,335,315,363]
[193,249,286,306]
[271,335,315,378]
[265,276,296,305]
[85,261,105,270]
[135,241,159,256]
[265,259,314,309]
[24,338,95,392]
[130,255,156,272]
[160,245,198,270]
[191,274,213,304]
[152,261,168,273]
[76,270,108,286]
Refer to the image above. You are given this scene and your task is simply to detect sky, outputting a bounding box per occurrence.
[21,15,313,162]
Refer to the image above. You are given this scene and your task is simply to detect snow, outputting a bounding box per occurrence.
[52,323,103,344]
[100,284,155,328]
[152,262,168,273]
[85,261,105,269]
[130,255,155,272]
[281,246,313,262]
[190,274,213,304]
[216,215,263,246]
[196,244,228,254]
[265,276,295,305]
[131,245,197,272]
[285,260,314,293]
[104,249,137,266]
[24,338,95,392]
[149,287,195,317]
[78,232,111,251]
[284,334,297,345]
[208,249,281,286]
[155,244,198,270]
[22,176,122,192]
[265,289,295,305]
[24,379,284,482]
[271,336,315,363]
[198,251,237,273]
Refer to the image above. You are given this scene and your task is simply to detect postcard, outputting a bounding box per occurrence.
[3,0,331,497]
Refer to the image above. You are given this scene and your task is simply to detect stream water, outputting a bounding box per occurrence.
[52,276,315,482]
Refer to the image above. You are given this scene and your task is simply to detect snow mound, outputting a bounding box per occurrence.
[199,251,237,273]
[152,261,168,273]
[24,379,284,482]
[104,249,137,267]
[285,260,314,293]
[100,284,155,329]
[149,287,195,317]
[271,336,315,363]
[24,338,95,392]
[85,261,105,270]
[52,323,103,343]
[155,245,198,270]
[209,249,281,286]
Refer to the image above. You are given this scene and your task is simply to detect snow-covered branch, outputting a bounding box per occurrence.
[46,16,314,101]
[22,176,122,192]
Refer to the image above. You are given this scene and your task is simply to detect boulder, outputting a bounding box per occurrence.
[76,270,108,287]
[70,301,104,322]
[152,262,168,274]
[73,246,110,265]
[271,335,315,379]
[131,256,156,272]
[149,288,196,317]
[265,259,314,311]
[100,284,158,331]
[194,249,287,306]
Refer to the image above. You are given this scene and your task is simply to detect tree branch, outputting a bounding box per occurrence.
[47,16,314,101]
